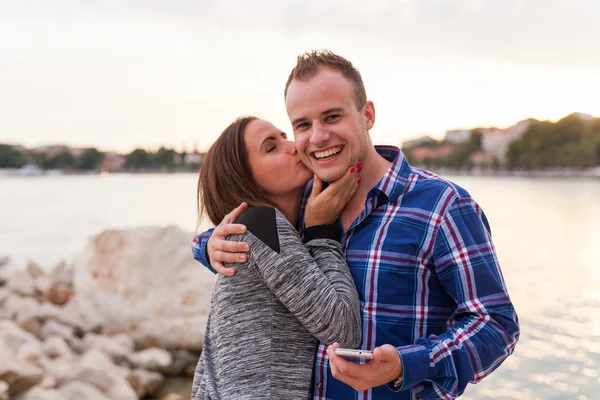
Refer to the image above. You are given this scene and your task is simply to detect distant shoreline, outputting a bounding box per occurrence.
[427,167,600,180]
[1,167,599,180]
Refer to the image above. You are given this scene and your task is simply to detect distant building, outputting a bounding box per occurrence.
[184,152,204,166]
[409,144,453,163]
[101,152,126,172]
[444,130,471,144]
[69,147,90,158]
[481,119,536,163]
[470,151,496,166]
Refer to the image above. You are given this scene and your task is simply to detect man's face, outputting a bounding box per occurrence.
[285,68,374,183]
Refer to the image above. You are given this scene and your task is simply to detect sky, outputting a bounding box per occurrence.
[1,0,599,153]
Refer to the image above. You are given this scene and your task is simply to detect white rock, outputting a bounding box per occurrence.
[33,303,85,331]
[68,226,216,351]
[26,262,45,279]
[127,369,164,397]
[48,261,72,285]
[0,288,9,307]
[37,355,78,386]
[0,321,44,395]
[167,349,200,376]
[127,348,173,372]
[3,293,38,323]
[37,374,57,389]
[0,381,9,400]
[42,336,74,360]
[0,257,13,287]
[40,320,76,346]
[58,381,112,400]
[17,342,43,365]
[76,349,137,400]
[78,333,134,362]
[16,387,62,400]
[33,276,52,298]
[45,261,74,306]
[6,269,36,297]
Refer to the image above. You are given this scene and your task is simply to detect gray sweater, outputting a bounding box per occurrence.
[192,207,362,400]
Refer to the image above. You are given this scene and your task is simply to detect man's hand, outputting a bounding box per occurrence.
[206,202,250,276]
[327,343,403,393]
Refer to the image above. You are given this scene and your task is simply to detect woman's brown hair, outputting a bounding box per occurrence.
[197,116,276,228]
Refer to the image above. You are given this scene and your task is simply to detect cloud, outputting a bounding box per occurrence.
[0,0,598,150]
[2,0,598,71]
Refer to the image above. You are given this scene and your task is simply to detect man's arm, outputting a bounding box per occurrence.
[327,196,519,398]
[394,196,519,397]
[191,202,250,276]
[192,228,216,274]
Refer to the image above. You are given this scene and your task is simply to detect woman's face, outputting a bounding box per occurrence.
[244,119,312,203]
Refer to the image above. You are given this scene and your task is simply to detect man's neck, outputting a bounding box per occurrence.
[340,147,392,230]
[274,191,303,227]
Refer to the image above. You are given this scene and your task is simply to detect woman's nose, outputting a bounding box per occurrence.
[287,141,298,155]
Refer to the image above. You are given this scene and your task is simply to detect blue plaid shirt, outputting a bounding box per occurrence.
[193,146,519,399]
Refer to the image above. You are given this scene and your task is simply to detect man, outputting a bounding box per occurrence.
[194,50,519,399]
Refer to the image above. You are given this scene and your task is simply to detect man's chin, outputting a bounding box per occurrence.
[315,169,346,184]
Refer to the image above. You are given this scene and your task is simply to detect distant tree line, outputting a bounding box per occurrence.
[0,145,27,168]
[403,114,600,170]
[0,145,201,171]
[0,146,105,170]
[125,147,178,170]
[506,114,600,169]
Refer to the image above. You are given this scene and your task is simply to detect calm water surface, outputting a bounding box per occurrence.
[1,173,599,399]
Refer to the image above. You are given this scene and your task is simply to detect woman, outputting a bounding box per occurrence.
[191,116,362,399]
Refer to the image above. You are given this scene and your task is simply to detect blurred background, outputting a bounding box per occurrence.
[1,1,599,399]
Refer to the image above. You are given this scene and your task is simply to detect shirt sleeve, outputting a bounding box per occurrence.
[191,228,216,274]
[242,213,362,349]
[394,197,520,398]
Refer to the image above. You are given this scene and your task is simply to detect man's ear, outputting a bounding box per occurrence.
[363,100,375,131]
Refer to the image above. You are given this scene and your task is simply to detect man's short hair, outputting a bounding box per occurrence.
[284,50,367,111]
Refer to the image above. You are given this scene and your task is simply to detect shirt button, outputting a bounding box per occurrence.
[316,383,323,390]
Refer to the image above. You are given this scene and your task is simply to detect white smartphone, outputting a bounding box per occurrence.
[334,348,374,361]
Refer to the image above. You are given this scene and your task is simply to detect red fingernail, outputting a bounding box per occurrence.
[357,178,361,184]
[357,161,363,169]
[350,167,355,173]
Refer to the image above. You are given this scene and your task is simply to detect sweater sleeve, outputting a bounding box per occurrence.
[237,210,362,349]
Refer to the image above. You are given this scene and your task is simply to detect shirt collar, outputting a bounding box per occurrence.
[369,145,413,205]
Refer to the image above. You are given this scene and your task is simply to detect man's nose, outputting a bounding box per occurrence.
[310,122,330,146]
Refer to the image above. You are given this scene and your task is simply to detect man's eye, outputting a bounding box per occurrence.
[325,115,339,122]
[296,123,309,130]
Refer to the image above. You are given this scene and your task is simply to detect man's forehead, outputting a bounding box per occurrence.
[286,71,353,113]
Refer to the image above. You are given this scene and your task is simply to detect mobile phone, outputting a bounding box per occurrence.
[334,348,374,361]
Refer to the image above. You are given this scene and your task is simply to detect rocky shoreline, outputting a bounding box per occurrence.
[0,226,217,400]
